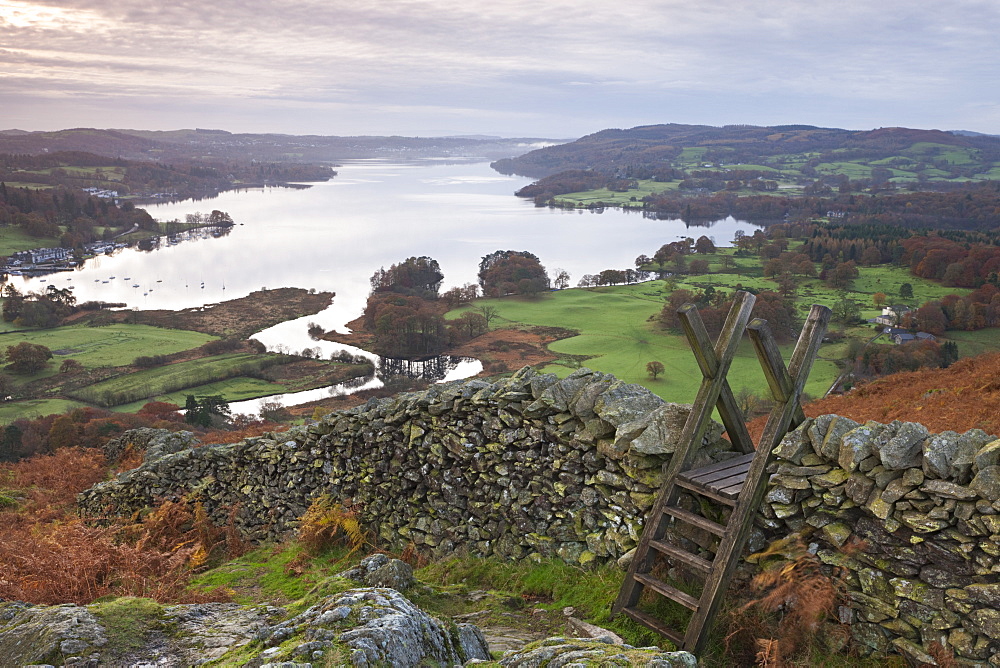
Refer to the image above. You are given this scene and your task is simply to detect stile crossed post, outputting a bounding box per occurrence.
[612,291,831,656]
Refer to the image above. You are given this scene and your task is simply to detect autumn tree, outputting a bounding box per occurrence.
[451,312,487,340]
[370,256,444,299]
[646,361,665,380]
[47,415,79,450]
[363,292,448,357]
[59,359,83,374]
[478,250,548,297]
[5,342,52,374]
[873,292,887,308]
[695,235,716,254]
[184,395,231,428]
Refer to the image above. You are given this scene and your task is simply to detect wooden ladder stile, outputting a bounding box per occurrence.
[611,296,831,657]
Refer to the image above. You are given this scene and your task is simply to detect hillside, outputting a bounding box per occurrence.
[0,128,554,164]
[801,351,1000,435]
[0,151,333,199]
[493,123,1000,197]
[492,122,1000,179]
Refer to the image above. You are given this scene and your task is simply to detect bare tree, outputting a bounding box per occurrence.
[475,304,499,329]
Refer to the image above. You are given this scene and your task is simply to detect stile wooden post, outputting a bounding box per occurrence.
[611,297,831,656]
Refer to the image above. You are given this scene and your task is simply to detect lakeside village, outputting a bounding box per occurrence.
[2,242,127,277]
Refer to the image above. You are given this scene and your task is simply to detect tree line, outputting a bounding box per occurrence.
[362,251,551,358]
[0,181,156,244]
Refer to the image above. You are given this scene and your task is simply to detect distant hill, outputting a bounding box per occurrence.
[0,128,556,164]
[491,122,1000,178]
[0,128,159,161]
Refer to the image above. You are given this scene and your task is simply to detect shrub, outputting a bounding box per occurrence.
[133,354,168,368]
[297,496,366,556]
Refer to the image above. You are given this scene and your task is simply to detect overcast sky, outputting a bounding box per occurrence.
[2,0,999,138]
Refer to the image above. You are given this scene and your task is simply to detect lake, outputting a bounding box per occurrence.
[10,159,762,411]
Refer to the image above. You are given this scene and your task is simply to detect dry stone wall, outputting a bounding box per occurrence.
[762,414,1000,665]
[78,367,1000,663]
[79,366,732,564]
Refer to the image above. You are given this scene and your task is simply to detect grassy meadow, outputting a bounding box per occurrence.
[67,352,286,407]
[0,324,216,381]
[451,250,999,407]
[451,283,839,403]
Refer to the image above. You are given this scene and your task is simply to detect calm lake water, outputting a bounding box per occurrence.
[14,159,760,331]
[11,159,762,412]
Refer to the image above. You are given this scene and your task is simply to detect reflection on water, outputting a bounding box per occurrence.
[229,354,483,416]
[378,355,481,381]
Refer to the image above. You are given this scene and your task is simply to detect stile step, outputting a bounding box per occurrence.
[633,573,700,610]
[649,539,713,574]
[662,505,726,536]
[622,606,685,646]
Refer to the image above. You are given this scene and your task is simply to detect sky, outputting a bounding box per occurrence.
[2,0,1000,138]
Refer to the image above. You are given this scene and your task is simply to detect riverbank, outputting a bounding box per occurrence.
[0,288,362,423]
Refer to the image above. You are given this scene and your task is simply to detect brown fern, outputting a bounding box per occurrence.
[297,496,367,556]
[738,535,847,665]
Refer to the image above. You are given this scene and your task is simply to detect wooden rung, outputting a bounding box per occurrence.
[649,539,713,574]
[634,573,700,610]
[662,506,726,536]
[673,478,739,507]
[622,607,685,646]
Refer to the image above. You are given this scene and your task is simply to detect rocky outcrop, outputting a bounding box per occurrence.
[496,637,697,667]
[0,602,108,667]
[79,367,733,564]
[759,415,1000,664]
[259,588,490,666]
[0,589,489,667]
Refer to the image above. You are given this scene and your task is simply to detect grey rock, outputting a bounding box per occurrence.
[839,422,886,472]
[102,427,201,465]
[923,430,991,482]
[531,368,605,413]
[499,637,697,667]
[0,602,107,667]
[593,380,665,428]
[296,588,489,666]
[773,421,813,464]
[810,415,860,460]
[626,403,721,456]
[976,439,1000,472]
[339,554,415,591]
[971,466,1000,502]
[880,422,929,470]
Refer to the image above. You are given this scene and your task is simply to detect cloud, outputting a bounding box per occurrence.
[1,0,999,135]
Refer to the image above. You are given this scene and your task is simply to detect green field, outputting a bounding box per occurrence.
[0,398,89,423]
[553,179,678,208]
[0,323,216,380]
[452,285,839,403]
[541,138,999,211]
[111,377,286,413]
[67,352,284,407]
[0,226,63,256]
[451,255,1000,407]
